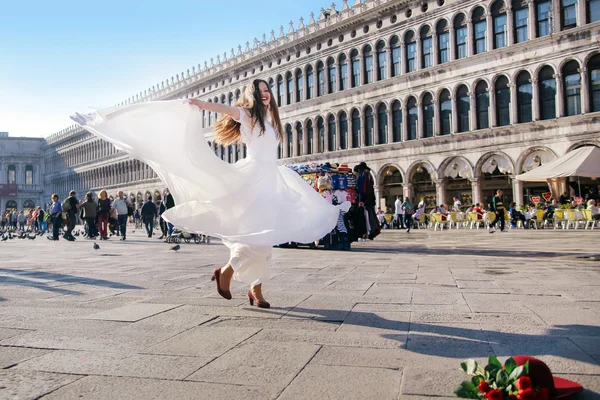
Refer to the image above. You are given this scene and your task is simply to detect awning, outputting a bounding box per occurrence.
[515,146,600,182]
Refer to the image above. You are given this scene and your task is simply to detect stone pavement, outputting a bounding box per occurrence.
[0,227,599,399]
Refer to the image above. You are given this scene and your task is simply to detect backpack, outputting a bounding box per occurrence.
[62,197,72,212]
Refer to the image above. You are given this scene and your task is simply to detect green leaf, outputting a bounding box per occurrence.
[489,356,502,369]
[496,369,509,388]
[454,380,480,399]
[462,359,479,375]
[484,363,500,379]
[504,358,517,375]
[523,361,529,375]
[472,376,484,386]
[508,365,526,381]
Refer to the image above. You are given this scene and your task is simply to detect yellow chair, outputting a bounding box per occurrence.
[582,209,597,230]
[532,209,545,229]
[448,212,461,229]
[468,212,484,229]
[430,213,448,231]
[416,213,427,229]
[383,214,393,228]
[552,209,565,229]
[565,209,585,229]
[485,211,496,229]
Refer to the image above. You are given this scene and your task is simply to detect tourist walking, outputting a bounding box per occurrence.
[489,189,506,233]
[73,79,349,308]
[164,188,175,237]
[141,195,157,238]
[97,190,111,240]
[62,190,79,241]
[394,195,405,229]
[47,194,62,241]
[112,191,130,240]
[402,197,414,233]
[17,211,26,231]
[81,192,98,239]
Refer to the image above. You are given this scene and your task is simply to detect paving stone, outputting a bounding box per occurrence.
[337,311,410,333]
[0,346,51,369]
[82,303,182,322]
[41,375,270,400]
[278,364,402,400]
[400,367,467,397]
[0,327,31,341]
[0,369,82,400]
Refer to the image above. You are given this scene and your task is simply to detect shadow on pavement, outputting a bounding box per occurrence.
[0,275,82,295]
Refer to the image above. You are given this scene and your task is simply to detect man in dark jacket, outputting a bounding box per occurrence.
[164,188,176,237]
[63,190,79,241]
[488,189,506,233]
[141,195,158,238]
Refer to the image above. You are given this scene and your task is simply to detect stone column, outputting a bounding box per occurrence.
[335,117,341,151]
[435,178,447,206]
[489,86,497,127]
[399,41,406,75]
[372,47,380,82]
[555,73,564,117]
[402,107,409,141]
[373,110,380,145]
[415,34,422,70]
[360,114,367,147]
[449,22,456,61]
[532,78,540,121]
[324,63,331,95]
[303,124,309,155]
[432,32,438,66]
[552,0,560,32]
[506,5,515,46]
[486,12,494,52]
[510,83,518,124]
[292,127,298,157]
[374,185,383,209]
[451,95,459,134]
[513,178,524,206]
[324,122,330,152]
[387,106,394,144]
[283,134,290,158]
[417,100,424,138]
[291,74,297,104]
[470,178,483,206]
[528,0,536,40]
[386,45,393,79]
[467,19,474,57]
[580,67,590,114]
[579,0,588,25]
[434,98,441,136]
[233,144,238,162]
[335,60,341,91]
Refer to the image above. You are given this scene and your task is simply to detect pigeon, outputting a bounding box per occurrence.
[1,236,7,242]
[170,244,180,252]
[28,234,36,240]
[93,242,100,250]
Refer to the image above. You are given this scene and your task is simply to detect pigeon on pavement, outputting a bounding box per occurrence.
[170,244,180,252]
[93,243,100,250]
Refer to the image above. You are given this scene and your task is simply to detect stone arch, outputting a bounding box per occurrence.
[511,68,534,84]
[491,72,512,86]
[558,57,581,72]
[516,146,558,173]
[566,141,600,152]
[532,63,556,79]
[438,156,475,179]
[475,151,515,178]
[376,163,405,184]
[468,3,489,17]
[407,160,438,182]
[418,90,435,103]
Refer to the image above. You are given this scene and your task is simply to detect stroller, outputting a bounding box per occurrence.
[166,229,210,244]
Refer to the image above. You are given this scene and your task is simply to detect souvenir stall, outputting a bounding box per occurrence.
[284,162,358,250]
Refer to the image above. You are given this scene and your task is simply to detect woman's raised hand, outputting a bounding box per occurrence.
[187,99,205,110]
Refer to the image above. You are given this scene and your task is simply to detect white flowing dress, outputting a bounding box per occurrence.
[72,100,348,285]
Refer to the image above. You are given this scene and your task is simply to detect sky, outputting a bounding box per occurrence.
[0,0,345,138]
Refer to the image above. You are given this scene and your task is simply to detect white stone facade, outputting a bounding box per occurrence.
[0,137,45,211]
[42,0,600,210]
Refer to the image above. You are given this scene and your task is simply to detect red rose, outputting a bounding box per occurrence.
[478,381,491,393]
[486,389,503,400]
[516,376,533,391]
[517,388,537,400]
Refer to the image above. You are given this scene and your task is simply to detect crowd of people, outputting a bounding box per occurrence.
[1,188,179,242]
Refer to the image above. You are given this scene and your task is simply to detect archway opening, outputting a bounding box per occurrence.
[520,149,556,204]
[411,164,436,212]
[380,166,403,209]
[443,158,473,211]
[481,155,513,208]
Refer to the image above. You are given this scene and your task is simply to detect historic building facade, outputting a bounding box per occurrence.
[42,0,600,210]
[0,135,45,211]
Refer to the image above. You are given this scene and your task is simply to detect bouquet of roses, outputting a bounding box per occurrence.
[455,356,548,400]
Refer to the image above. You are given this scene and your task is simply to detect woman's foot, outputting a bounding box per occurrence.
[248,284,270,308]
[211,265,233,300]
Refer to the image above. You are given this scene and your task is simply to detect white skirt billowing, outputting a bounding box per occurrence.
[72,100,348,285]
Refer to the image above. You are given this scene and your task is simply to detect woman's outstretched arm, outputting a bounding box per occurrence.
[188,99,240,121]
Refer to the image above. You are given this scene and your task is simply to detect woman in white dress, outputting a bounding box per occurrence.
[72,79,348,308]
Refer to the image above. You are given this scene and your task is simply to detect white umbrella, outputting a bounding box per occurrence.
[516,146,600,182]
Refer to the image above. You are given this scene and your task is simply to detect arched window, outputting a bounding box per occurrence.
[327,115,336,151]
[376,41,387,80]
[339,112,348,150]
[457,85,470,133]
[589,0,600,22]
[317,117,325,153]
[220,95,226,104]
[392,100,402,142]
[307,65,314,100]
[405,31,417,73]
[454,14,468,60]
[472,7,487,54]
[476,81,490,129]
[339,54,349,90]
[277,76,284,106]
[220,145,226,160]
[307,120,314,154]
[377,104,388,144]
[351,49,361,87]
[365,106,374,146]
[208,99,214,125]
[278,144,283,159]
[25,165,34,185]
[286,72,293,105]
[235,89,241,100]
[563,60,582,116]
[422,93,434,137]
[363,45,374,84]
[536,0,552,37]
[286,124,293,157]
[228,145,234,163]
[236,144,241,160]
[351,109,361,148]
[561,0,578,29]
[492,1,508,49]
[440,90,452,135]
[495,76,511,126]
[421,26,433,69]
[228,92,234,106]
[23,200,35,209]
[517,71,533,123]
[317,61,326,96]
[328,58,337,93]
[589,54,600,112]
[390,37,401,77]
[5,200,17,210]
[296,69,304,102]
[296,122,303,156]
[7,164,16,184]
[513,0,529,43]
[407,97,418,140]
[437,20,450,64]
[539,66,557,119]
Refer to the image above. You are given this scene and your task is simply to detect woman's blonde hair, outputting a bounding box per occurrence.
[214,79,283,146]
[51,193,58,201]
[99,190,108,199]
